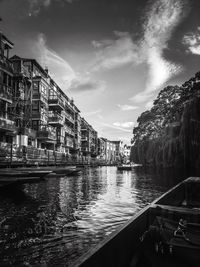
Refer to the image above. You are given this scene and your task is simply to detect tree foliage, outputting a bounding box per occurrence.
[132,72,200,145]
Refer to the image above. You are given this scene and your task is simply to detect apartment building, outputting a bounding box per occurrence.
[0,28,125,165]
[123,144,131,162]
[112,140,124,163]
[10,55,82,156]
[105,140,117,164]
[81,117,98,162]
[0,32,16,146]
[74,108,81,158]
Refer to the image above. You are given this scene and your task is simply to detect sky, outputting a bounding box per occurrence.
[0,0,200,144]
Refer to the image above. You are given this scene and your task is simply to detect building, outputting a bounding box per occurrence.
[9,55,82,160]
[0,28,127,166]
[81,118,98,163]
[97,138,120,164]
[112,140,124,163]
[97,137,106,163]
[0,31,19,164]
[105,139,117,164]
[123,144,131,162]
[73,105,81,160]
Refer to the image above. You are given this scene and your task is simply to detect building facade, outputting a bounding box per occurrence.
[0,29,127,166]
[80,118,98,163]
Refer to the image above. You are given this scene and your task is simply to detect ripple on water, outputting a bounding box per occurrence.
[0,166,181,266]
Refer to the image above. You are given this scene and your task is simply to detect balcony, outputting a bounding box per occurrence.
[72,139,80,150]
[0,117,17,134]
[31,112,41,119]
[48,97,64,111]
[0,84,12,103]
[65,137,74,148]
[64,125,75,137]
[37,127,56,143]
[81,137,88,142]
[65,113,74,124]
[81,147,91,153]
[57,135,65,145]
[13,64,31,79]
[19,127,36,138]
[48,113,63,127]
[0,54,13,74]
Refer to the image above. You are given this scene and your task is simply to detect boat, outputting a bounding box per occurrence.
[117,164,132,171]
[12,166,81,176]
[71,177,200,267]
[0,169,52,178]
[0,169,52,187]
[50,167,82,175]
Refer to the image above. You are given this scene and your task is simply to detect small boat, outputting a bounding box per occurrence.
[0,169,52,178]
[117,164,132,171]
[0,169,52,187]
[71,177,200,267]
[51,167,82,175]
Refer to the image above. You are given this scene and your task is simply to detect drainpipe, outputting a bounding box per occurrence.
[10,135,13,168]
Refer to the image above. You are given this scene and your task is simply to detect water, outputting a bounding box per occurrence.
[0,166,186,266]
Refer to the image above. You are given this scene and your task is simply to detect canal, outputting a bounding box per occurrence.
[0,166,187,266]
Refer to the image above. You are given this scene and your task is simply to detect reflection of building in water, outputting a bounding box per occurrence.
[0,177,64,266]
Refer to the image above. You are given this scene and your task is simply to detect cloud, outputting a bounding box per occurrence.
[83,109,102,117]
[91,31,140,71]
[34,33,76,88]
[91,0,188,103]
[100,122,132,133]
[27,0,76,16]
[130,91,154,103]
[32,33,105,95]
[69,77,106,93]
[183,27,200,55]
[141,0,186,92]
[113,122,134,128]
[118,104,138,111]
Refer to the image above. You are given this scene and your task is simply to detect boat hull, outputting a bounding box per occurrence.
[71,177,200,267]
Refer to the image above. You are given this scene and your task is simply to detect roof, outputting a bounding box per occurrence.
[0,32,14,49]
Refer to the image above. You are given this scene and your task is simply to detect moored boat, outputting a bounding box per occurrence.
[71,177,200,267]
[0,169,52,178]
[50,167,82,175]
[117,164,132,171]
[0,169,52,187]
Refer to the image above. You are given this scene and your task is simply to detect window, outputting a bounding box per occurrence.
[3,72,7,84]
[32,120,39,130]
[8,75,12,87]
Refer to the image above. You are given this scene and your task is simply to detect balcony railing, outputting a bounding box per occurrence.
[13,64,31,79]
[0,84,12,103]
[0,54,13,73]
[65,113,74,124]
[48,97,64,110]
[81,147,91,153]
[0,117,17,133]
[64,125,75,137]
[19,127,37,138]
[81,137,88,141]
[73,139,81,150]
[65,138,74,148]
[37,126,56,142]
[57,135,65,144]
[48,113,63,126]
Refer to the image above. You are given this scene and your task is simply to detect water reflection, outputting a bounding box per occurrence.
[0,166,186,266]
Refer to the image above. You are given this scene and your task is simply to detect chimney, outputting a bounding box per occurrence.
[44,66,48,74]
